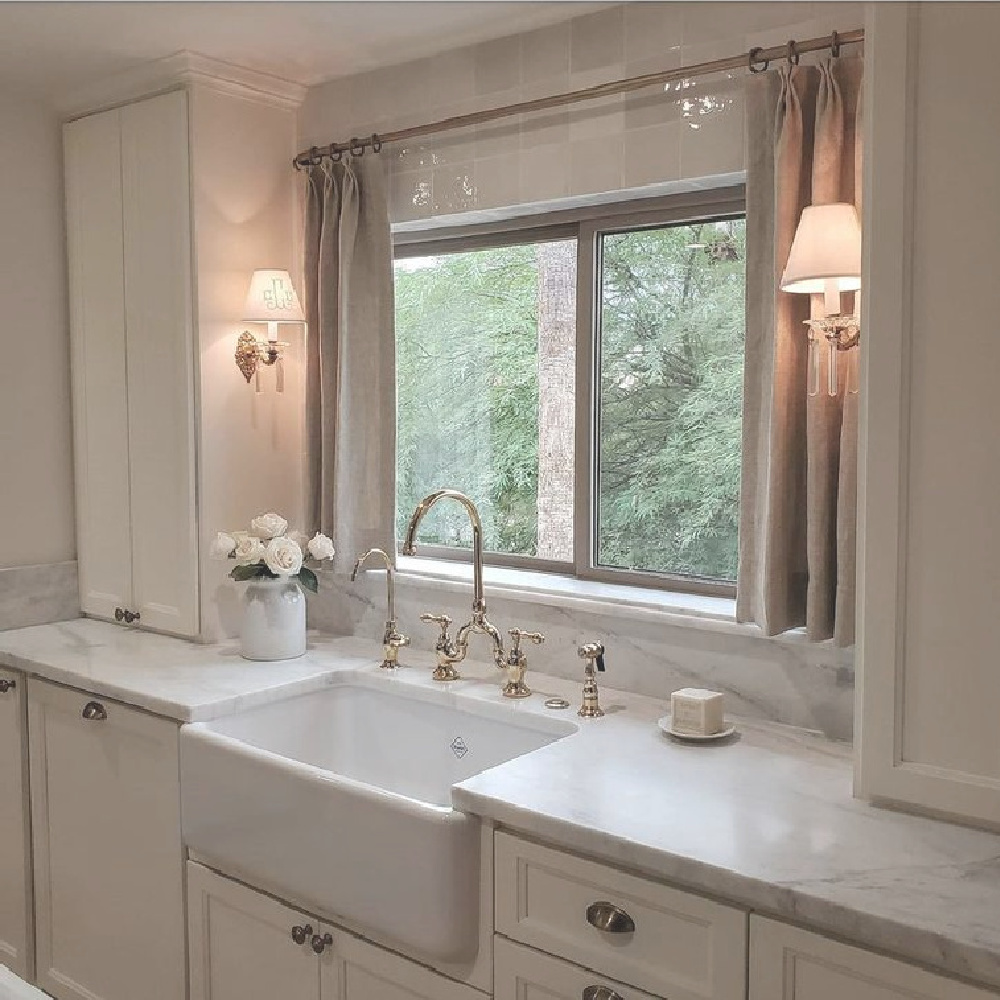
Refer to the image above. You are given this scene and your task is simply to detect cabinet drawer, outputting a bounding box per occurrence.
[495,936,660,1000]
[495,832,746,1000]
[750,917,998,999]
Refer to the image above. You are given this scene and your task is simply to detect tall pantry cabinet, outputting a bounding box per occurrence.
[64,90,199,637]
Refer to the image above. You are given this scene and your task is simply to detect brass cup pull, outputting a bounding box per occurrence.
[311,932,333,954]
[582,988,625,1000]
[0,678,16,694]
[81,701,108,722]
[291,924,313,945]
[586,901,635,934]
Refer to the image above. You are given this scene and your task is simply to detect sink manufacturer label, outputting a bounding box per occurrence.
[450,737,469,759]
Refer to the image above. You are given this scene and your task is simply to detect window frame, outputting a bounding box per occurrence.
[393,184,746,599]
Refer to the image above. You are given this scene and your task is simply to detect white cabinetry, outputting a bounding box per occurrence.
[64,89,198,637]
[750,917,997,1000]
[0,669,32,980]
[28,678,185,1000]
[496,936,659,1000]
[188,863,481,1000]
[495,833,746,1000]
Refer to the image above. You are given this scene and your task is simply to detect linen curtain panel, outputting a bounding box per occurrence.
[738,56,863,646]
[303,156,396,573]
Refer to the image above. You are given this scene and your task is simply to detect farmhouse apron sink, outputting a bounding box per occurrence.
[180,672,575,960]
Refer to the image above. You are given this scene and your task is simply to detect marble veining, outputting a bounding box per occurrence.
[0,561,79,632]
[308,567,855,740]
[1,618,998,989]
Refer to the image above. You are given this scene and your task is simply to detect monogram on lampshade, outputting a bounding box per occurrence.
[243,269,305,327]
[235,269,305,390]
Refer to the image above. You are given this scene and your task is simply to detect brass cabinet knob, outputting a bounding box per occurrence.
[582,987,625,1000]
[586,900,635,934]
[290,924,313,945]
[81,701,108,722]
[310,932,333,954]
[0,678,16,694]
[115,607,126,622]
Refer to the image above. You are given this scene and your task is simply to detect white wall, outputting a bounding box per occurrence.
[300,2,863,225]
[189,86,304,639]
[0,91,75,568]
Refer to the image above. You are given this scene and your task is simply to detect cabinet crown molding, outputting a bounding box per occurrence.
[59,50,306,120]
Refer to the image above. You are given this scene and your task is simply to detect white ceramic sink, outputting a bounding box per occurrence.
[180,673,575,961]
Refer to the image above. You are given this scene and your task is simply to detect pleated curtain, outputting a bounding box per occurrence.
[737,56,864,646]
[303,156,397,573]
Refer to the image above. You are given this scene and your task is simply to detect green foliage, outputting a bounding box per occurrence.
[394,218,745,581]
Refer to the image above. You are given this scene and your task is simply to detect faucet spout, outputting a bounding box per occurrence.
[402,490,485,615]
[351,547,396,621]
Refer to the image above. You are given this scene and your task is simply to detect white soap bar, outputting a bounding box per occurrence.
[670,688,725,736]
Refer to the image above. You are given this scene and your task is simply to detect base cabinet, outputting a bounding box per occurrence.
[28,678,185,1000]
[495,936,660,1000]
[750,917,998,1000]
[0,669,32,980]
[188,863,484,1000]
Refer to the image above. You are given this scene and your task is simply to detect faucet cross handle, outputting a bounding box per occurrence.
[419,612,452,636]
[502,629,545,700]
[419,613,461,682]
[508,628,545,655]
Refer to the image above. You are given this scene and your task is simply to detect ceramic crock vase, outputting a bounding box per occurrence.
[240,576,306,661]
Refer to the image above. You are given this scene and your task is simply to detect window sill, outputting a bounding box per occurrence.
[394,555,763,638]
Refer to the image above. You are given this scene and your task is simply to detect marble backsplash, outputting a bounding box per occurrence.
[308,568,855,742]
[0,561,80,631]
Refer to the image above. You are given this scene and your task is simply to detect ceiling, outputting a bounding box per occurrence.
[0,1,607,105]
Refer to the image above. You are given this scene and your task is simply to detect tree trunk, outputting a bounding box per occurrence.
[535,240,576,561]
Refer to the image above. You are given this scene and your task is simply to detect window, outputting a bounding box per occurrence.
[394,189,745,594]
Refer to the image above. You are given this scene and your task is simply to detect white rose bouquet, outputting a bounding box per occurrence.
[211,512,334,594]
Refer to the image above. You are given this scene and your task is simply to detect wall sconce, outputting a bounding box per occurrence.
[780,203,862,396]
[235,269,305,392]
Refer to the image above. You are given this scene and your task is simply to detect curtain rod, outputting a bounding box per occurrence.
[293,28,863,169]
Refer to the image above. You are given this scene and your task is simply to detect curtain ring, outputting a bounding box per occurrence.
[349,136,366,157]
[370,133,382,153]
[330,148,343,163]
[830,30,841,58]
[786,40,800,66]
[748,46,769,74]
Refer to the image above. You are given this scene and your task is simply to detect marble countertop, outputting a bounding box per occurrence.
[3,618,1000,990]
[0,618,379,721]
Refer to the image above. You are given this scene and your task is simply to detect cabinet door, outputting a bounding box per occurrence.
[750,917,996,1000]
[323,928,482,1000]
[494,936,660,1000]
[120,90,199,637]
[64,106,132,622]
[0,669,32,980]
[28,678,185,1000]
[188,862,322,1000]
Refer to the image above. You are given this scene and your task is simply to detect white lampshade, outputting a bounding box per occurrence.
[243,269,305,324]
[780,203,862,303]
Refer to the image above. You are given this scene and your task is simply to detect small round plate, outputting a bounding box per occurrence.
[657,715,736,742]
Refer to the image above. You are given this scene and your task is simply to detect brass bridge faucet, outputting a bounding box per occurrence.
[351,548,410,669]
[402,490,544,694]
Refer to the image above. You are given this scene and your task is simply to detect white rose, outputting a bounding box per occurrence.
[210,531,236,560]
[307,532,335,561]
[265,536,303,577]
[233,533,265,566]
[250,511,288,539]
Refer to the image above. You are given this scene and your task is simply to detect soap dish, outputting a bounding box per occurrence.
[657,715,736,742]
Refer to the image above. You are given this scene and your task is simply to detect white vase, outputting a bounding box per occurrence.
[240,577,306,661]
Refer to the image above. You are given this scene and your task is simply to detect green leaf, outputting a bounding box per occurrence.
[297,566,319,594]
[230,563,267,582]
